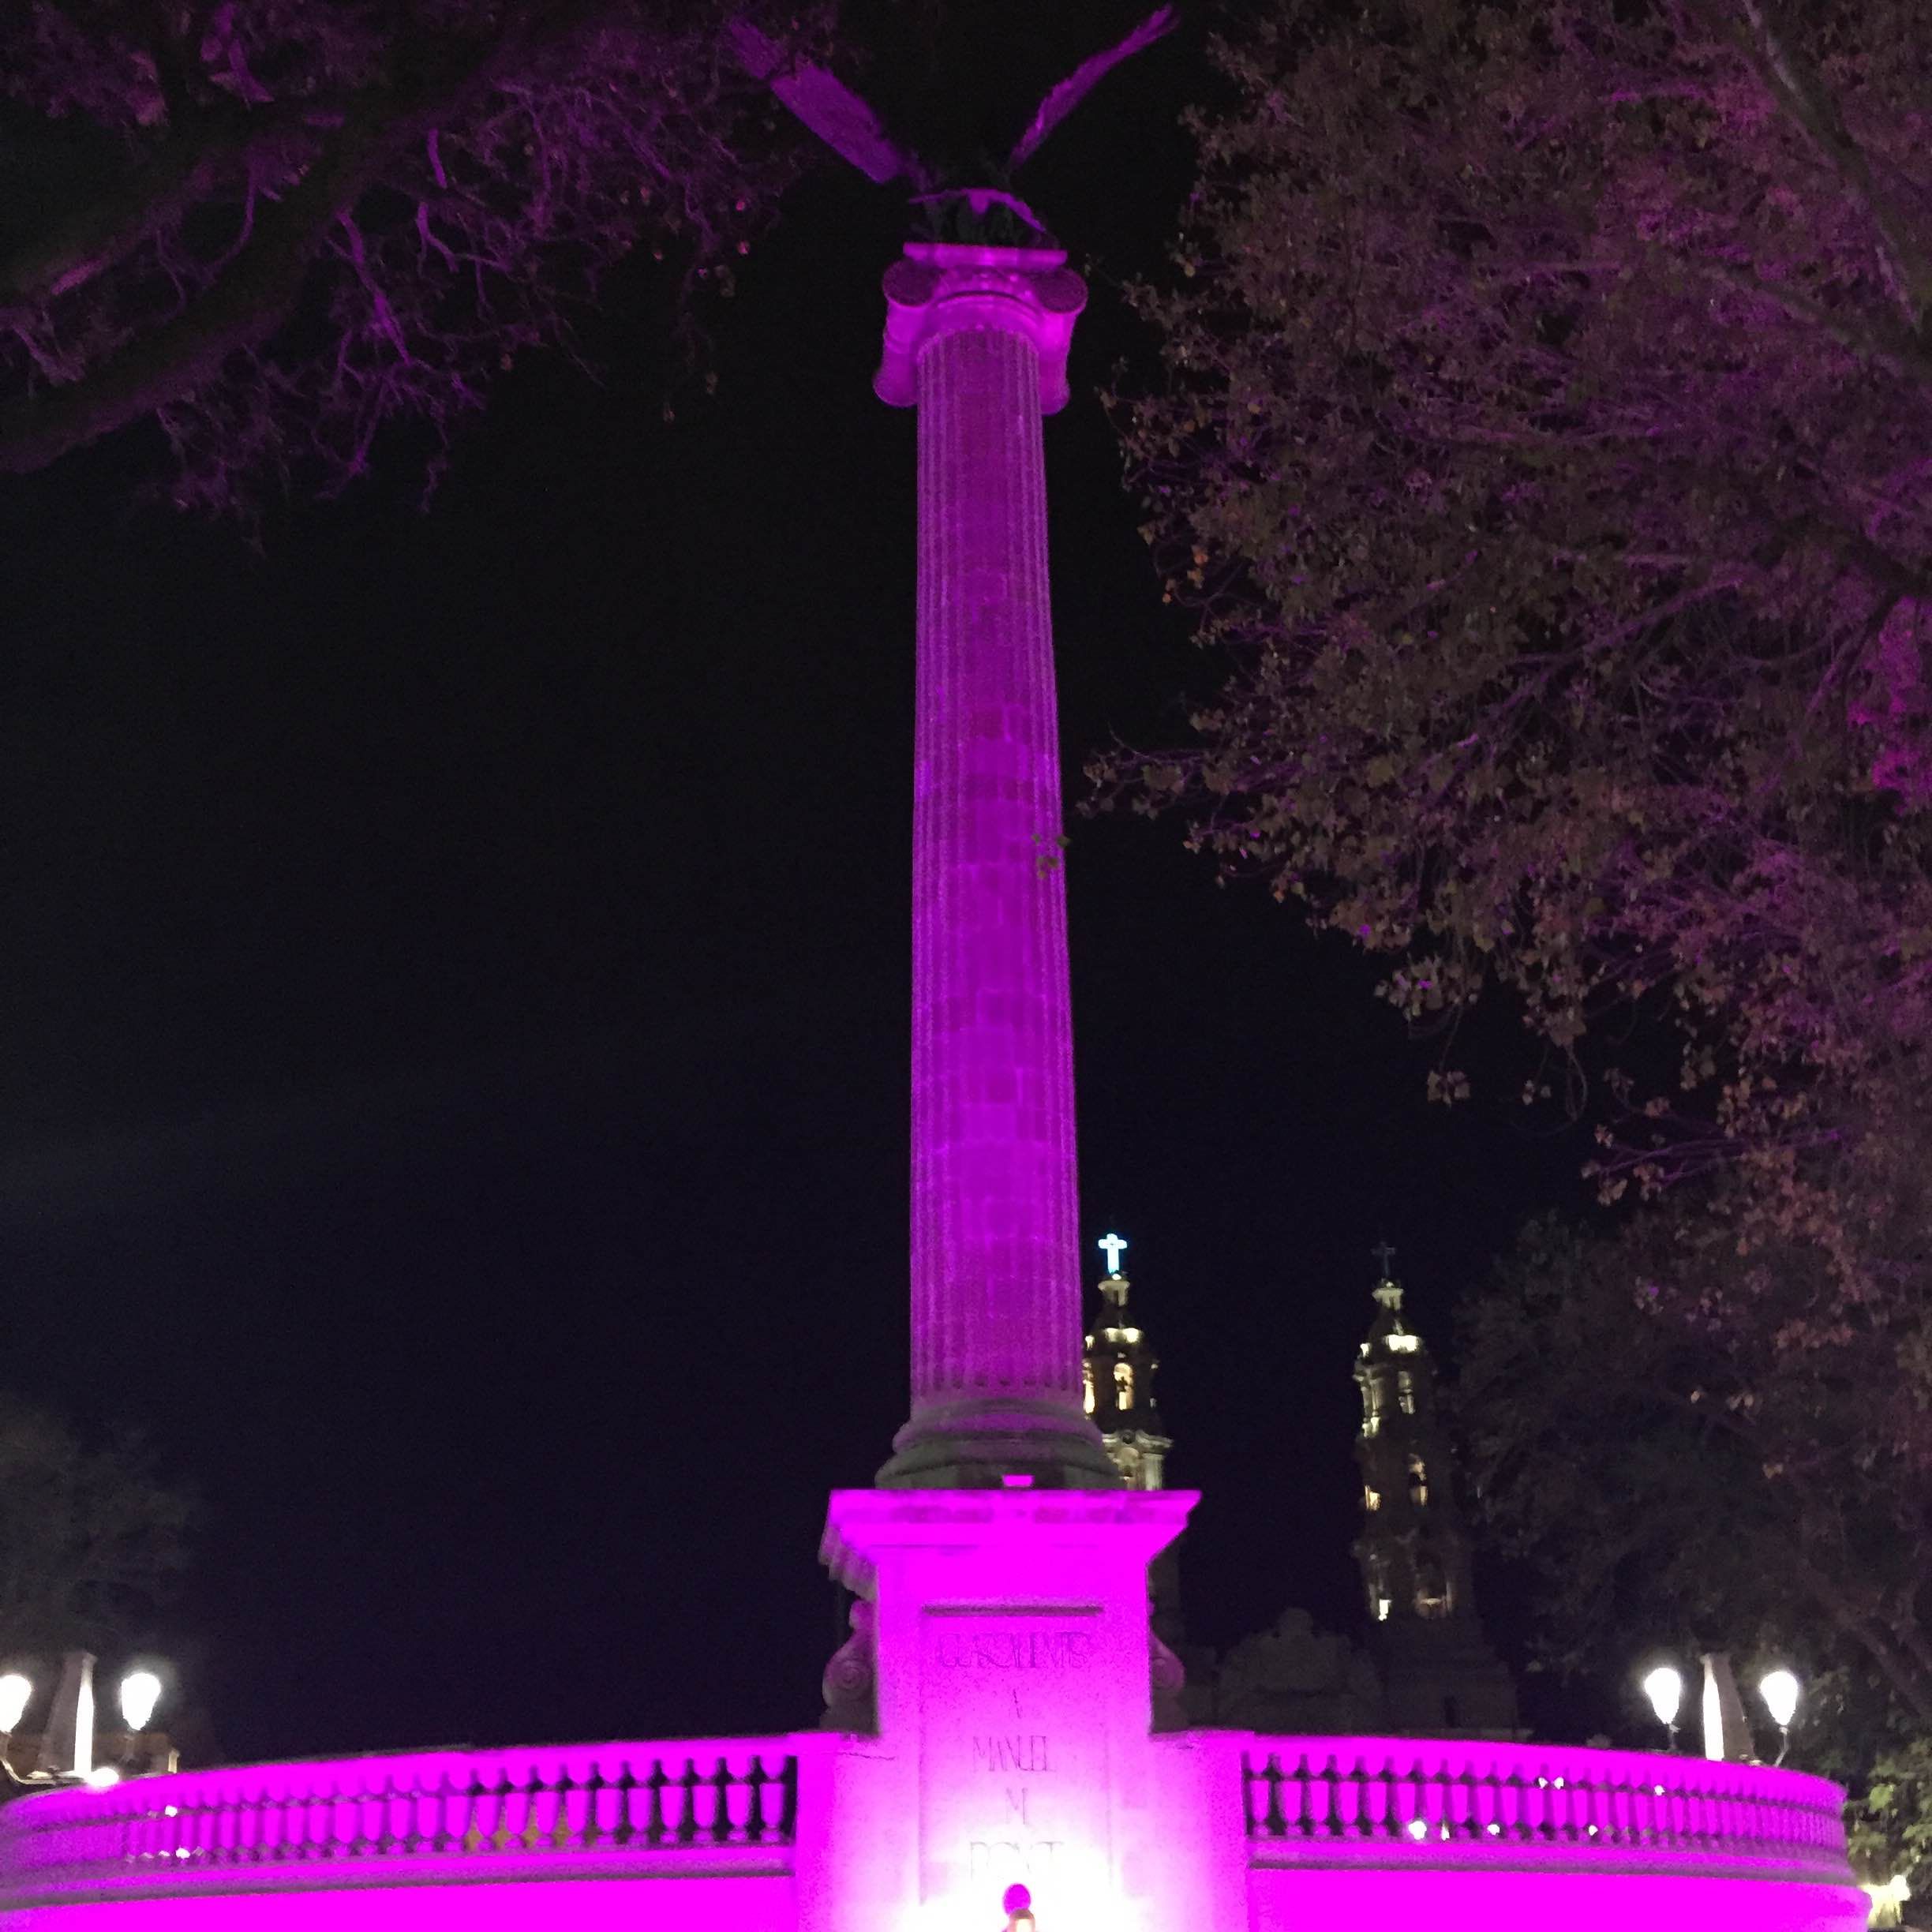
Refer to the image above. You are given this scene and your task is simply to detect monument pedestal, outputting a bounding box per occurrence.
[811,1488,1203,1932]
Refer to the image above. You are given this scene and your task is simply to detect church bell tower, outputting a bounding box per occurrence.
[1083,1232,1172,1491]
[1352,1245,1518,1738]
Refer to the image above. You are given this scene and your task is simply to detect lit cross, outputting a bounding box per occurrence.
[1098,1232,1129,1277]
[1372,1239,1398,1279]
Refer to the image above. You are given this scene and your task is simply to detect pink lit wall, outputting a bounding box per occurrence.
[0,1875,796,1932]
[1248,1864,1868,1932]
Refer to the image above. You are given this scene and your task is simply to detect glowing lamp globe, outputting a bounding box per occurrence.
[1642,1664,1684,1728]
[119,1671,162,1733]
[0,1676,28,1735]
[1760,1668,1800,1731]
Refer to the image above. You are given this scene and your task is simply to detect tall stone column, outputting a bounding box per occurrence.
[874,237,1116,1490]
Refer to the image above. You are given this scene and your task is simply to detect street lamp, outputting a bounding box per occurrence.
[1758,1668,1801,1765]
[119,1671,163,1734]
[1642,1664,1684,1750]
[0,1654,171,1786]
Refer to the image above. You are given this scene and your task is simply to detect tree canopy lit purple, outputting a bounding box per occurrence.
[1111,0,1932,1888]
[1110,0,1932,1301]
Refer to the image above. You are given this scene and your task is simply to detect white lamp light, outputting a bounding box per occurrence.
[1759,1668,1800,1762]
[1642,1664,1683,1749]
[0,1675,30,1735]
[118,1671,162,1734]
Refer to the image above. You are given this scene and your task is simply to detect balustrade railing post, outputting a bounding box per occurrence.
[193,1785,219,1865]
[491,1762,515,1855]
[1312,1756,1339,1840]
[401,1769,427,1855]
[610,1755,638,1848]
[295,1778,320,1861]
[751,1755,776,1844]
[1452,1760,1478,1841]
[578,1758,601,1852]
[724,1753,754,1844]
[646,1758,671,1846]
[1582,1771,1608,1845]
[1500,1764,1528,1843]
[1376,1755,1401,1840]
[238,1780,264,1863]
[1432,1758,1456,1844]
[457,1765,487,1855]
[1527,1769,1552,1843]
[374,1773,398,1858]
[1335,1755,1363,1840]
[695,1758,726,1844]
[1286,1754,1312,1838]
[1687,1773,1713,1848]
[427,1766,453,1855]
[672,1758,699,1845]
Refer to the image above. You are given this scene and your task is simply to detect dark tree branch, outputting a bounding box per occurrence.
[1720,0,1932,332]
[0,88,443,474]
[0,99,331,309]
[0,0,661,480]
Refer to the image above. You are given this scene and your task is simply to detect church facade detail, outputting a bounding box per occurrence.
[1353,1249,1521,1738]
[1079,1237,1522,1744]
[1082,1234,1170,1492]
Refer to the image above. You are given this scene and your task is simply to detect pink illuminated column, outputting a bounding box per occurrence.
[873,236,1116,1489]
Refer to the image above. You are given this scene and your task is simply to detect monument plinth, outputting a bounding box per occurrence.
[816,1488,1203,1932]
[873,235,1117,1491]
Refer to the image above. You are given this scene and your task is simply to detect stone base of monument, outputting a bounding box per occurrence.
[873,1398,1125,1492]
[813,1486,1213,1932]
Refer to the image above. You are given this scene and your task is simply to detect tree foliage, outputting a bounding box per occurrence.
[0,0,806,509]
[1107,0,1932,1294]
[0,1397,190,1657]
[1458,1215,1932,1881]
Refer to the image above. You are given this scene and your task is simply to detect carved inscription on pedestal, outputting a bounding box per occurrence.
[919,1608,1109,1908]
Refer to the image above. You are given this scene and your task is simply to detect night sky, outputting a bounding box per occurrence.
[1,3,1590,1765]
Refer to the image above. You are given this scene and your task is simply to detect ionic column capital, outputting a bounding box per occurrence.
[875,242,1088,414]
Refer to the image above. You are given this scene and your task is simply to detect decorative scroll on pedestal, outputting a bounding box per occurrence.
[1150,1629,1187,1734]
[822,1600,878,1734]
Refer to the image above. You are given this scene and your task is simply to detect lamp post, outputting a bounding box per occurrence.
[1638,1657,1803,1764]
[0,1653,173,1786]
[1758,1668,1801,1765]
[1641,1664,1684,1751]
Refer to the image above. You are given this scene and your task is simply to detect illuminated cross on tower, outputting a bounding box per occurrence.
[1099,1232,1129,1278]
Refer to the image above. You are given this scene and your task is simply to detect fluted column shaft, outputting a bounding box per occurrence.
[874,241,1115,1489]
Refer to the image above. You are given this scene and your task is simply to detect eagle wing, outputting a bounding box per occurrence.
[1006,7,1177,174]
[728,22,923,187]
